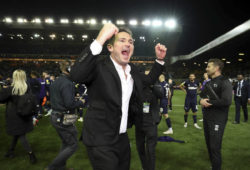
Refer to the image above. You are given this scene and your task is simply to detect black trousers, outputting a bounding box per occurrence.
[203,119,227,170]
[235,96,248,122]
[135,124,158,170]
[86,133,130,170]
[48,113,78,170]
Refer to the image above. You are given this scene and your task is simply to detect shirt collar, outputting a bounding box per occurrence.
[110,56,131,74]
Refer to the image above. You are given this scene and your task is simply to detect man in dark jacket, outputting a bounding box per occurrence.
[135,70,163,170]
[200,59,232,170]
[70,23,166,170]
[46,60,85,170]
[233,73,250,123]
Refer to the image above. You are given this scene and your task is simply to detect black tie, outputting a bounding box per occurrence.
[237,82,241,96]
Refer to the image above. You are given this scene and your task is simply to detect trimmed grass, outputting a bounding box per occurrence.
[0,90,250,170]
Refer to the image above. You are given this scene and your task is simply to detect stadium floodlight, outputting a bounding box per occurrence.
[238,58,243,61]
[82,34,88,39]
[226,61,231,64]
[49,34,56,40]
[238,53,245,56]
[45,18,54,24]
[41,37,44,40]
[129,20,138,26]
[142,20,151,26]
[222,58,226,61]
[87,19,96,25]
[0,33,2,36]
[31,18,41,23]
[67,34,74,39]
[102,19,112,24]
[165,19,177,29]
[152,20,162,27]
[60,18,69,24]
[34,33,40,38]
[74,19,84,24]
[3,17,13,23]
[17,18,27,23]
[204,61,208,64]
[116,20,125,25]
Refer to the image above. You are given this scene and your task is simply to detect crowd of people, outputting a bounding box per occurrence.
[0,23,250,170]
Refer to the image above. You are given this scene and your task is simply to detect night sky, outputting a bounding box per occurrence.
[0,0,249,58]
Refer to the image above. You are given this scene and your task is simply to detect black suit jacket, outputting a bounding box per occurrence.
[233,80,250,102]
[70,46,164,146]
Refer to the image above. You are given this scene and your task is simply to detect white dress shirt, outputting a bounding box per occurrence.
[89,40,164,134]
[90,40,134,134]
[110,57,134,134]
[236,80,243,97]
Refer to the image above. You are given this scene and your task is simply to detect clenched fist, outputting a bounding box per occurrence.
[96,23,119,46]
[155,43,167,60]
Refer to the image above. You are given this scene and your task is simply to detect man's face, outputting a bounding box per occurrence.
[108,32,134,66]
[206,62,217,77]
[237,75,243,81]
[203,73,208,79]
[168,79,172,84]
[189,74,195,81]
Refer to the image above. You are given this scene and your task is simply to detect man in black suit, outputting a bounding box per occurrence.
[70,23,167,170]
[135,70,163,170]
[233,74,250,124]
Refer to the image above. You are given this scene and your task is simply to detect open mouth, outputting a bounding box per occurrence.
[121,49,130,57]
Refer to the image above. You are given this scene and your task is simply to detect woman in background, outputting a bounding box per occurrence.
[0,69,37,164]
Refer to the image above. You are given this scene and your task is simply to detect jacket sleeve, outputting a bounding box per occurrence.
[61,82,84,110]
[0,87,12,103]
[209,80,233,106]
[140,62,164,87]
[247,82,250,99]
[70,46,98,84]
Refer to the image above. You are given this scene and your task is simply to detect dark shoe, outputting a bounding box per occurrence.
[4,150,14,158]
[243,120,248,122]
[28,152,37,164]
[233,121,240,124]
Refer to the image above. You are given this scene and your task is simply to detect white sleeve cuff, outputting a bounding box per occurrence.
[90,40,103,56]
[155,59,165,65]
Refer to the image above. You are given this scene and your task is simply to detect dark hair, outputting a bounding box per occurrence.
[208,58,224,71]
[107,27,133,45]
[59,60,71,72]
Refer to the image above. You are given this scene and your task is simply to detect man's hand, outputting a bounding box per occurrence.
[155,43,167,60]
[200,98,212,108]
[96,23,119,46]
[80,98,86,104]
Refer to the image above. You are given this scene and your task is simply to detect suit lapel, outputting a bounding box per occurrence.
[104,57,122,101]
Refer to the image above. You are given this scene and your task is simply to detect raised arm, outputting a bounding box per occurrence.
[70,23,119,84]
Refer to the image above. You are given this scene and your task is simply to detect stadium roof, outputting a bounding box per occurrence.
[0,0,249,66]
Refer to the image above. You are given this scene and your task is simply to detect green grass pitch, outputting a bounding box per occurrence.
[0,90,249,170]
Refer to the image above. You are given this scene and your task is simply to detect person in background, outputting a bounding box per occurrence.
[0,69,37,164]
[199,72,211,122]
[159,74,173,135]
[200,58,232,170]
[168,78,176,111]
[180,73,202,129]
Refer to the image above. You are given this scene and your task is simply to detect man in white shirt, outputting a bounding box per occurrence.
[70,23,167,170]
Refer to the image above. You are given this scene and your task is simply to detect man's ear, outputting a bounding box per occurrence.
[107,44,113,52]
